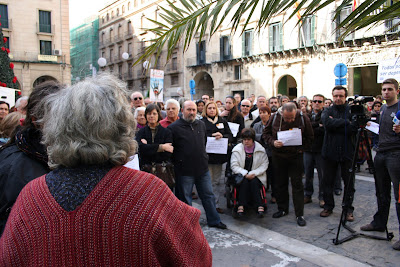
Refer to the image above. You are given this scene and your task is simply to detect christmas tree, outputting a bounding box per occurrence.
[0,14,18,90]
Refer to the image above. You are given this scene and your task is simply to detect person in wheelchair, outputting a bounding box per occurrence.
[230,128,269,218]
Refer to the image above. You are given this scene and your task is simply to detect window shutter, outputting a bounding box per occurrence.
[220,37,223,61]
[242,34,245,57]
[311,16,315,45]
[228,36,232,59]
[269,24,273,52]
[196,42,199,65]
[249,31,253,56]
[279,22,283,51]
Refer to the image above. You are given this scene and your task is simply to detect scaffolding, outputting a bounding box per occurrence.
[70,17,99,83]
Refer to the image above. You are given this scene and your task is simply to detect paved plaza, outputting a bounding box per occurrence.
[195,163,399,266]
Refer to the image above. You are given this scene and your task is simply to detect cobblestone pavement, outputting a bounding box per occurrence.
[194,162,399,267]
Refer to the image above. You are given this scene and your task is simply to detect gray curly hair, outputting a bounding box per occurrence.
[41,74,137,169]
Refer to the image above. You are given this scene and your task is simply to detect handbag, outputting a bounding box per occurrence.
[142,161,175,188]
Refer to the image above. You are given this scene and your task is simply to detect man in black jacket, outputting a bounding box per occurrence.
[320,86,358,221]
[168,101,227,229]
[304,94,325,208]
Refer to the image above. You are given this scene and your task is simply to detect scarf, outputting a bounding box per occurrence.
[207,116,218,125]
[15,127,48,164]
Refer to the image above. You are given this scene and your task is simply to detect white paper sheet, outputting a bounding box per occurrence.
[124,154,140,170]
[366,121,379,135]
[277,128,302,146]
[206,137,229,154]
[227,122,240,137]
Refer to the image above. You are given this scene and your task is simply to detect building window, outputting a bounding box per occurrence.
[40,40,52,55]
[242,30,253,56]
[118,45,122,59]
[118,25,122,38]
[117,8,119,16]
[101,32,105,43]
[4,36,9,49]
[171,52,178,70]
[333,6,354,41]
[110,28,113,41]
[118,64,122,78]
[385,18,400,33]
[128,42,132,56]
[110,48,114,62]
[0,4,9,29]
[111,11,114,18]
[134,0,137,7]
[102,50,105,58]
[299,16,315,47]
[122,5,125,13]
[107,13,109,21]
[128,2,131,10]
[220,36,231,61]
[39,10,51,33]
[269,22,282,52]
[196,41,206,65]
[171,75,179,85]
[234,65,241,80]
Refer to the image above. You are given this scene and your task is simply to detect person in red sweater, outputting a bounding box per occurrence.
[0,74,212,267]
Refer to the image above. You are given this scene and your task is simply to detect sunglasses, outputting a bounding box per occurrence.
[134,97,143,101]
[241,105,250,107]
[313,100,323,103]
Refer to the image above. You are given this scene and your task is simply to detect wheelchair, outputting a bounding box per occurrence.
[225,167,267,218]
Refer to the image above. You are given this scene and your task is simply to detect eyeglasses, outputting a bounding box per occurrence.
[312,100,323,103]
[134,97,143,101]
[241,105,250,107]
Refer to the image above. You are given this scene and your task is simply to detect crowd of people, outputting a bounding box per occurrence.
[0,73,399,266]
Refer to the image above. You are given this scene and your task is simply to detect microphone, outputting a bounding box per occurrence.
[393,110,400,125]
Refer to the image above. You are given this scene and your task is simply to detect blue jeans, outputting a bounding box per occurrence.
[303,152,323,200]
[176,171,221,226]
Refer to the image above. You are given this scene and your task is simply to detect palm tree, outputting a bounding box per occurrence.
[135,0,400,65]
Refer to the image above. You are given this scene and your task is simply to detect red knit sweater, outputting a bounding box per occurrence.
[0,166,212,266]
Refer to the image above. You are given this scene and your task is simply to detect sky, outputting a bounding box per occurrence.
[69,0,111,29]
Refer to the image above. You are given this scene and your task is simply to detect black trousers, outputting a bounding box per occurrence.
[273,152,304,217]
[238,178,263,208]
[322,159,354,212]
[370,150,400,233]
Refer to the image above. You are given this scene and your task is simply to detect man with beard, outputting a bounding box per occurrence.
[168,101,227,230]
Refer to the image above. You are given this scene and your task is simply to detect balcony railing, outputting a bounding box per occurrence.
[8,50,62,63]
[125,31,133,39]
[37,23,55,34]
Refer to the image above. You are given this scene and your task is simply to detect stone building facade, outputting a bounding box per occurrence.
[98,0,185,99]
[97,0,400,101]
[1,0,71,96]
[183,1,400,101]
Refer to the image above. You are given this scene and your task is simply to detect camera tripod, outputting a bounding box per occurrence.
[333,125,394,245]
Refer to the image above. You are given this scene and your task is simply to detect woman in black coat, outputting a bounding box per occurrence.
[201,101,232,213]
[219,96,245,145]
[135,104,174,188]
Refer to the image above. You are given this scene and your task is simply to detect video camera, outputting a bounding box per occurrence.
[348,96,374,126]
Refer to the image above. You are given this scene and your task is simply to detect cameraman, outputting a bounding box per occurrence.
[320,86,358,221]
[360,78,400,251]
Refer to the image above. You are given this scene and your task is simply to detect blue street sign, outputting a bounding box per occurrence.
[334,63,348,78]
[189,79,196,89]
[335,78,347,86]
[190,89,196,95]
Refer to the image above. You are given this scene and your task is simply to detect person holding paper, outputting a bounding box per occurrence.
[263,102,313,227]
[360,78,400,251]
[220,96,244,144]
[202,101,232,214]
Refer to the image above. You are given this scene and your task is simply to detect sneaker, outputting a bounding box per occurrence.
[346,213,354,222]
[304,196,312,204]
[393,240,400,250]
[272,210,287,218]
[319,200,325,208]
[297,216,306,227]
[320,209,333,217]
[360,223,385,232]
